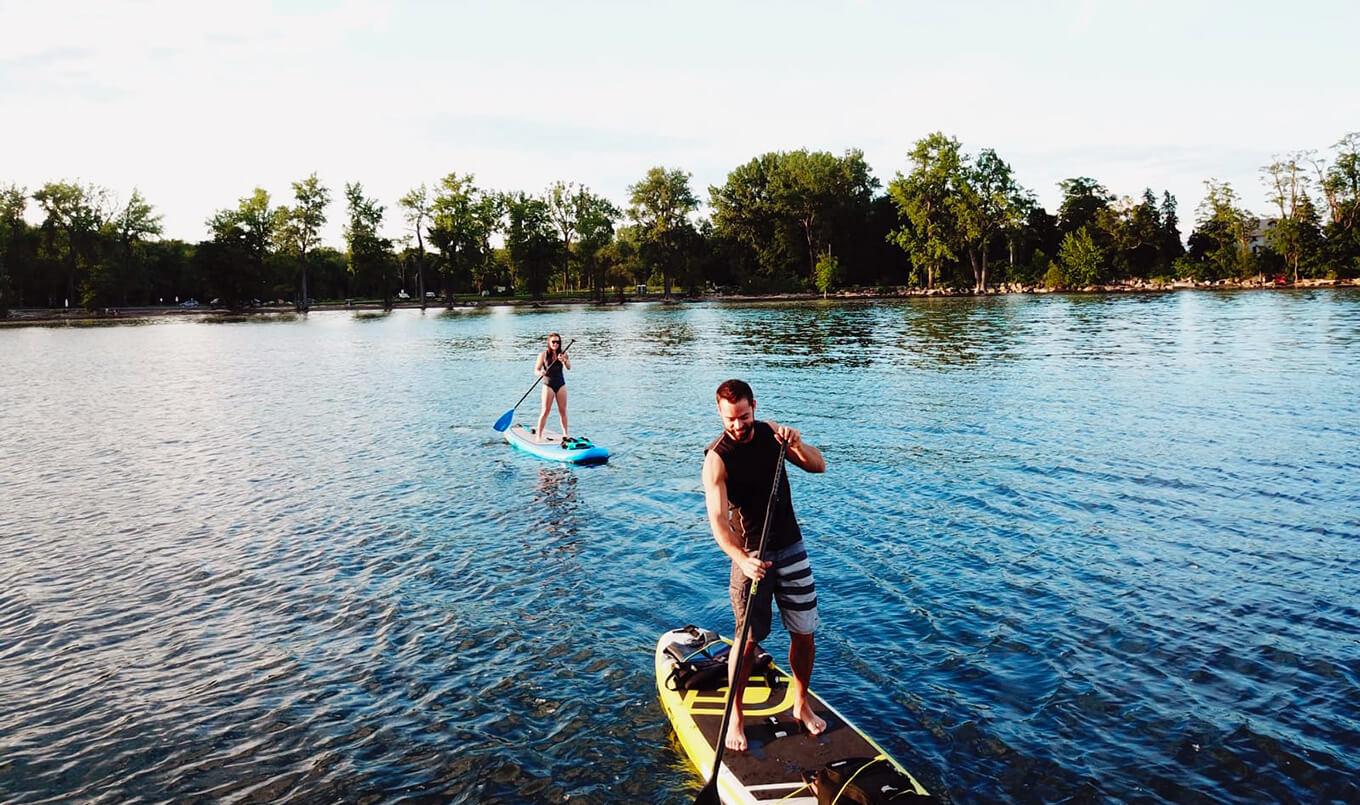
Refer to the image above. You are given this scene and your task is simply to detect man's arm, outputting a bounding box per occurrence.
[703,450,769,580]
[767,421,826,473]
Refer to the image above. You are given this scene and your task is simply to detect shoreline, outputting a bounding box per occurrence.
[3,276,1356,326]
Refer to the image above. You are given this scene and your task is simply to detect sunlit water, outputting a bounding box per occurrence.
[2,291,1357,804]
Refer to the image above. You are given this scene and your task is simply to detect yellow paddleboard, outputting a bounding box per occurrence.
[655,626,935,804]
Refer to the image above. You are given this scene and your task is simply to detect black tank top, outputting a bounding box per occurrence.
[706,421,802,553]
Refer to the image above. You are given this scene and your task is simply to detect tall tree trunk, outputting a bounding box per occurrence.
[299,252,309,311]
[416,229,427,311]
[803,217,816,284]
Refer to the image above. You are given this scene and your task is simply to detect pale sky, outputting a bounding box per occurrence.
[3,0,1357,247]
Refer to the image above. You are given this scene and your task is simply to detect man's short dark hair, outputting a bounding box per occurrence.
[716,379,754,405]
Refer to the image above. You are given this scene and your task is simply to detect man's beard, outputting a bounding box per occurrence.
[726,423,754,442]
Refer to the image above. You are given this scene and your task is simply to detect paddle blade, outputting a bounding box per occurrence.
[692,778,721,805]
[492,409,514,432]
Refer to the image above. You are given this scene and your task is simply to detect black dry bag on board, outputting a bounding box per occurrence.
[663,626,731,691]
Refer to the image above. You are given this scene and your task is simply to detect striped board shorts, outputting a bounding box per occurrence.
[729,540,819,642]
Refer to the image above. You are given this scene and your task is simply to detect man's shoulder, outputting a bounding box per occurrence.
[705,432,729,457]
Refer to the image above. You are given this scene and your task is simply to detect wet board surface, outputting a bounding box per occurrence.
[503,423,609,465]
[655,627,933,804]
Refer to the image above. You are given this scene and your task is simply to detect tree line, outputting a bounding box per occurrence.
[2,131,1357,316]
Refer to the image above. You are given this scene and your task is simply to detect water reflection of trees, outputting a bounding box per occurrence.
[642,318,697,358]
[720,301,879,369]
[434,337,500,369]
[798,302,878,368]
[435,307,493,320]
[890,297,1026,368]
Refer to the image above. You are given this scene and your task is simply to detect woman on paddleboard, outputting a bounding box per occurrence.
[534,333,571,442]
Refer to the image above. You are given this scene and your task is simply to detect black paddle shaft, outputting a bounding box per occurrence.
[696,438,789,805]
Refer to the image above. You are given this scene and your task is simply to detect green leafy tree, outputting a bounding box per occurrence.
[627,167,699,297]
[814,253,839,298]
[1057,177,1114,238]
[503,192,561,299]
[955,147,1024,291]
[603,225,647,300]
[343,182,392,308]
[1008,204,1060,287]
[709,153,782,287]
[775,149,876,284]
[1317,133,1360,235]
[545,181,582,291]
[278,173,330,310]
[236,188,277,281]
[573,190,621,301]
[430,173,499,301]
[1314,133,1360,276]
[87,189,163,307]
[597,236,634,302]
[1191,179,1258,280]
[1262,154,1317,283]
[0,184,28,315]
[305,246,350,300]
[143,238,200,306]
[1020,247,1050,288]
[1043,259,1067,290]
[203,217,253,308]
[1094,193,1157,280]
[711,149,876,290]
[33,180,110,308]
[887,132,964,289]
[399,184,434,307]
[1058,226,1104,287]
[205,188,276,308]
[998,188,1039,284]
[1158,191,1186,272]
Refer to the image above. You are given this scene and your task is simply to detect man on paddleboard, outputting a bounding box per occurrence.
[703,378,827,751]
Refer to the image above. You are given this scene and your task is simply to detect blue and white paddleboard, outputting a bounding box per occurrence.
[503,424,610,465]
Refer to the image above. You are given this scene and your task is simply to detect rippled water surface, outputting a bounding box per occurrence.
[2,291,1358,804]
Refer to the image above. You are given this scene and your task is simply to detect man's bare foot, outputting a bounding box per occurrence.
[794,700,827,736]
[724,710,749,751]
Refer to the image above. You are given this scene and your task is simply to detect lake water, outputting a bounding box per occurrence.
[1,291,1357,804]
